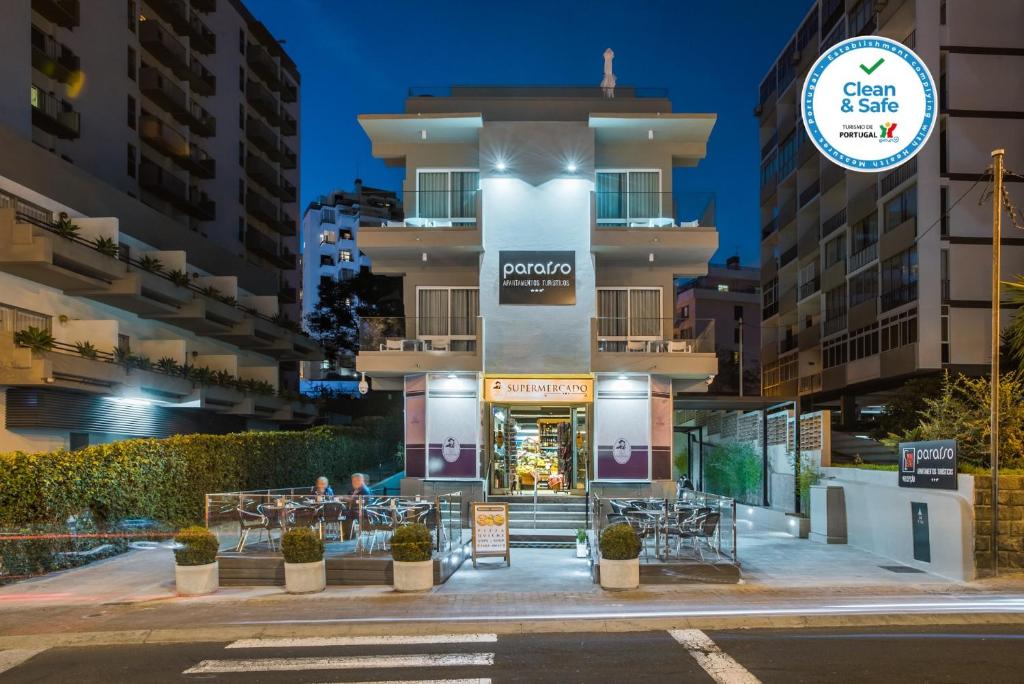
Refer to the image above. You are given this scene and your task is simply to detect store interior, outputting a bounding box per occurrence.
[489,404,589,495]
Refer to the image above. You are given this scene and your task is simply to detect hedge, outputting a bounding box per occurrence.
[0,424,393,529]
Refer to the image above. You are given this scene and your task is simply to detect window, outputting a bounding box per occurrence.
[416,287,480,351]
[239,66,245,92]
[596,288,663,349]
[850,212,878,254]
[884,185,917,232]
[239,29,246,54]
[717,284,730,292]
[824,233,846,267]
[416,170,479,222]
[595,170,663,223]
[319,254,334,267]
[680,305,690,320]
[823,334,848,369]
[849,266,878,307]
[237,217,244,242]
[850,0,875,34]
[238,179,245,204]
[339,249,352,262]
[796,7,818,50]
[127,46,136,80]
[319,275,333,291]
[340,230,352,241]
[733,327,741,344]
[127,0,136,31]
[320,231,336,245]
[238,103,245,129]
[881,308,918,351]
[238,141,244,166]
[848,323,879,361]
[763,277,779,319]
[117,334,131,353]
[881,247,918,311]
[940,248,950,300]
[127,95,136,129]
[126,143,136,178]
[940,186,949,237]
[734,305,743,322]
[825,284,847,328]
[941,305,950,362]
[760,150,778,188]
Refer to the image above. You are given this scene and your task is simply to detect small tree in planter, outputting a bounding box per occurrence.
[174,526,220,596]
[575,528,589,558]
[598,523,641,590]
[281,528,325,594]
[391,523,433,592]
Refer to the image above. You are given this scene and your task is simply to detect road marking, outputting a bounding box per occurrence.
[670,630,761,684]
[183,653,495,674]
[312,680,490,684]
[0,648,47,675]
[227,634,498,649]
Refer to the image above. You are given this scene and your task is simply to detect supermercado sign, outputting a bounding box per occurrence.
[801,36,936,172]
[484,377,593,403]
[898,439,957,490]
[499,250,575,305]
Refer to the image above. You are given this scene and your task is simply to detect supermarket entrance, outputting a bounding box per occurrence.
[486,403,591,495]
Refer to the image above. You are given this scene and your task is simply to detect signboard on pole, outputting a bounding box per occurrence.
[471,502,510,567]
[898,439,957,490]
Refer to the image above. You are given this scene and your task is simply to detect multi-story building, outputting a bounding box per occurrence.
[757,0,1024,424]
[355,82,719,502]
[675,256,761,396]
[0,0,318,451]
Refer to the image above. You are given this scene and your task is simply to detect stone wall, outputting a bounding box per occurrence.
[972,475,1024,574]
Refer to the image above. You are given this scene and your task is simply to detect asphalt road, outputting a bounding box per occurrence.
[3,625,1024,683]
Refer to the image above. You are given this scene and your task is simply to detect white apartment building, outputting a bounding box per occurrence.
[757,0,1024,425]
[355,83,719,502]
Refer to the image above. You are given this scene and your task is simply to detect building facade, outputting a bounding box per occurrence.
[356,83,719,501]
[757,0,1024,424]
[0,0,318,452]
[675,257,761,396]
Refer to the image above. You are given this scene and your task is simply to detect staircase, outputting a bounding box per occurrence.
[487,495,588,548]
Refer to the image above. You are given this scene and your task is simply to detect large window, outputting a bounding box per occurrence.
[884,184,917,232]
[848,266,878,307]
[850,212,878,254]
[415,170,479,223]
[824,233,846,268]
[597,287,663,348]
[416,287,480,351]
[824,284,847,334]
[881,308,918,351]
[596,170,662,224]
[848,323,879,361]
[881,247,918,311]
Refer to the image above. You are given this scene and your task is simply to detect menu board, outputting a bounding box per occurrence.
[471,502,510,567]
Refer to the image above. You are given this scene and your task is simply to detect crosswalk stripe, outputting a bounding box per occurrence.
[226,634,498,649]
[183,653,495,674]
[669,630,761,684]
[0,648,47,675]
[312,680,491,684]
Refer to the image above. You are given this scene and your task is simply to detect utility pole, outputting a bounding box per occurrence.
[738,317,744,397]
[991,148,1005,576]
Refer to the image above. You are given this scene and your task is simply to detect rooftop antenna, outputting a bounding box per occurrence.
[601,48,616,99]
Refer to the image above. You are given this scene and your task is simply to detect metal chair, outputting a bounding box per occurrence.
[626,339,647,353]
[359,506,395,553]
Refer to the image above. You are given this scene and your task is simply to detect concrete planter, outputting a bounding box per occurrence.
[810,484,848,544]
[786,513,811,539]
[284,560,326,594]
[599,558,639,590]
[393,560,433,592]
[576,542,589,558]
[175,561,218,596]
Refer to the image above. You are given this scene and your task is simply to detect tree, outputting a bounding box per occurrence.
[871,375,942,440]
[1001,276,1024,372]
[305,271,403,362]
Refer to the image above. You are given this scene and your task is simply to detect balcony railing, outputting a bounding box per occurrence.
[188,10,216,54]
[187,56,216,96]
[139,113,188,160]
[358,316,479,353]
[146,0,189,34]
[799,277,820,301]
[246,189,280,225]
[779,244,798,267]
[281,78,298,103]
[30,87,79,139]
[879,156,917,196]
[139,19,189,78]
[246,79,280,124]
[881,284,918,312]
[278,142,297,170]
[139,157,187,205]
[848,242,878,272]
[280,110,297,137]
[31,27,80,85]
[140,65,188,118]
[246,115,278,156]
[246,152,280,195]
[245,228,292,269]
[596,317,714,354]
[821,207,846,238]
[823,314,847,336]
[186,186,215,220]
[798,179,820,207]
[247,43,281,91]
[799,373,822,395]
[32,0,79,29]
[185,98,216,137]
[762,216,778,239]
[594,192,715,228]
[362,190,479,228]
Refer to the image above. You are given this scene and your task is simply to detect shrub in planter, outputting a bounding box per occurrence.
[598,523,640,590]
[391,523,433,592]
[13,327,54,354]
[281,528,325,594]
[173,525,219,596]
[575,528,589,558]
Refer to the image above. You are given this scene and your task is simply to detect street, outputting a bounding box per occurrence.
[3,625,1024,683]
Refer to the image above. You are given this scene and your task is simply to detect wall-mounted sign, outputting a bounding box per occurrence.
[898,439,957,490]
[484,377,594,404]
[801,37,936,172]
[471,502,510,567]
[499,250,576,305]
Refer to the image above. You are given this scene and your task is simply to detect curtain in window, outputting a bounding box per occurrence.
[629,288,662,337]
[628,171,660,220]
[450,172,479,219]
[417,289,449,336]
[597,289,628,337]
[418,172,448,219]
[596,172,626,222]
[449,288,479,336]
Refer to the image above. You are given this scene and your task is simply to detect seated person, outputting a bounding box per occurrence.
[311,476,334,498]
[349,472,372,497]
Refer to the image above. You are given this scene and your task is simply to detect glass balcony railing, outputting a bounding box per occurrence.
[594,192,715,228]
[595,317,714,354]
[360,191,478,228]
[358,316,480,353]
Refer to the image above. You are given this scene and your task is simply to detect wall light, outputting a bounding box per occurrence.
[648,129,654,140]
[447,372,457,379]
[566,162,578,173]
[421,252,428,262]
[420,129,427,140]
[495,161,508,172]
[358,372,369,395]
[649,252,655,263]
[617,374,629,381]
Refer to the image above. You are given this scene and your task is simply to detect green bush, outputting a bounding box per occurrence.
[281,528,323,564]
[391,523,432,562]
[599,523,640,560]
[0,425,391,529]
[703,442,762,505]
[174,525,219,566]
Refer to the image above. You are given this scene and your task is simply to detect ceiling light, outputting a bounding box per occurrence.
[495,161,507,172]
[617,374,628,381]
[447,372,457,379]
[566,163,578,173]
[421,252,427,262]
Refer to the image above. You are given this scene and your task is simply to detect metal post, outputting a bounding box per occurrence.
[738,317,744,397]
[793,398,802,515]
[761,408,769,507]
[434,496,441,552]
[991,148,1005,576]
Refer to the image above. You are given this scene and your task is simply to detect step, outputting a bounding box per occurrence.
[488,495,587,505]
[504,503,588,513]
[506,520,587,530]
[509,528,578,543]
[507,510,589,519]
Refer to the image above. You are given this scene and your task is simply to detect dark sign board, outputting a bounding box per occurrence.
[499,251,575,305]
[911,502,931,562]
[898,439,957,490]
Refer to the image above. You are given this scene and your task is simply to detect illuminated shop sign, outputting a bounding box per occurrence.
[484,376,593,403]
[499,250,576,305]
[898,439,957,490]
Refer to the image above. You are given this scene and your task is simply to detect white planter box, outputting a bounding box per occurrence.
[599,557,639,590]
[284,559,326,594]
[576,542,588,558]
[175,561,218,596]
[810,484,848,544]
[393,559,433,592]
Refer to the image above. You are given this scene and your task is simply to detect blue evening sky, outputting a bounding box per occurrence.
[246,0,813,267]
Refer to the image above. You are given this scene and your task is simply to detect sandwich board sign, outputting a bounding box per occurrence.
[471,501,510,567]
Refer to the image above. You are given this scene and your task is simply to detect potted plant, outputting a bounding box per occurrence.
[93,236,119,258]
[53,212,80,239]
[74,341,98,359]
[166,269,191,287]
[598,523,641,590]
[391,523,433,592]
[575,528,589,558]
[13,326,54,354]
[173,526,220,596]
[281,527,325,594]
[136,255,164,273]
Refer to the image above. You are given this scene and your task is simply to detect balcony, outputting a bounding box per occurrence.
[275,212,296,237]
[184,98,216,137]
[187,56,216,96]
[799,373,822,395]
[191,0,216,11]
[798,179,820,208]
[139,157,187,206]
[188,11,216,54]
[247,43,281,91]
[186,186,215,220]
[280,110,297,137]
[31,0,79,29]
[246,153,280,195]
[590,191,718,267]
[139,114,188,161]
[246,116,278,157]
[778,244,798,268]
[0,333,127,395]
[74,266,194,317]
[245,228,293,269]
[140,65,188,118]
[279,285,297,304]
[183,143,215,179]
[279,142,297,170]
[848,242,878,272]
[146,0,189,34]
[246,189,279,225]
[821,161,845,193]
[824,314,847,337]
[357,191,482,274]
[881,284,918,312]
[145,297,243,336]
[281,77,298,103]
[30,88,79,139]
[31,27,80,85]
[356,316,482,377]
[798,277,820,301]
[278,178,297,203]
[139,19,189,79]
[821,207,846,238]
[591,318,717,379]
[246,79,281,125]
[879,157,917,197]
